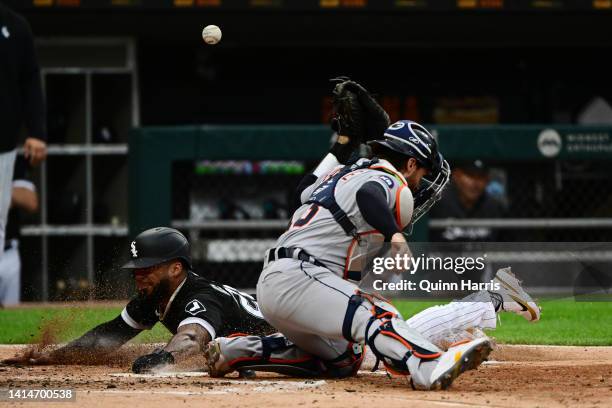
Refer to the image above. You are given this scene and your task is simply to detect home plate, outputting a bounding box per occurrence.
[110,371,209,378]
[482,360,510,365]
[103,378,326,393]
[358,370,389,376]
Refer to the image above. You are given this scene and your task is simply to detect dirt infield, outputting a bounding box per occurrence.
[1,344,612,408]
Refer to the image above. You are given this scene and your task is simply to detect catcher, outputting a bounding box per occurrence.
[2,227,274,373]
[196,78,489,390]
[200,78,540,388]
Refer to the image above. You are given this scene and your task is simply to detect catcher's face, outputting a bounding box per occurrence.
[403,158,430,191]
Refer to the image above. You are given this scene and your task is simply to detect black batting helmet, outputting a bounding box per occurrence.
[121,227,192,270]
[368,120,451,226]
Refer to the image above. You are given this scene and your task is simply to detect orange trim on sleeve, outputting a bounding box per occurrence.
[394,184,406,229]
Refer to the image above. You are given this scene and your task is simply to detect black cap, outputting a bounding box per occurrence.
[455,159,489,175]
[121,227,192,270]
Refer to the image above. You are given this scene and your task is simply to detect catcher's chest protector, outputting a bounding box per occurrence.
[306,159,380,238]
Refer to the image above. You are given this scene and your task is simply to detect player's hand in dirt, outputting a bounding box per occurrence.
[132,348,175,373]
[1,349,55,366]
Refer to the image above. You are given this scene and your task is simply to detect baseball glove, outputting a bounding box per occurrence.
[331,78,367,144]
[330,77,390,143]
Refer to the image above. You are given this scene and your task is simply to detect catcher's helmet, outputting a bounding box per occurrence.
[121,227,192,270]
[368,120,451,226]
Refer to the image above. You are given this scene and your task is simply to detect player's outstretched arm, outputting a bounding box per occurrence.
[52,315,142,361]
[1,315,141,365]
[131,323,211,373]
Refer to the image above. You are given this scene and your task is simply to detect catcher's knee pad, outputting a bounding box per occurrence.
[343,292,441,375]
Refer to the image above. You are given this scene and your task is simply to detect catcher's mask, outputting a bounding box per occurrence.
[121,227,192,270]
[368,120,451,228]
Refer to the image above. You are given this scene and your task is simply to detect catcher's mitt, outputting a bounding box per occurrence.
[331,79,366,145]
[330,77,390,143]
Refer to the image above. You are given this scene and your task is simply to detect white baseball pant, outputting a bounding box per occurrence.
[0,240,21,306]
[0,149,17,259]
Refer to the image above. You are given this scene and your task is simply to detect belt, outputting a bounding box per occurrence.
[264,247,326,269]
[264,246,361,281]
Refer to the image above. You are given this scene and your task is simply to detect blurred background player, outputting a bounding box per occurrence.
[430,159,505,242]
[0,1,47,260]
[0,156,38,306]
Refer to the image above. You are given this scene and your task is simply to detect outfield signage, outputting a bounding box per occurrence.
[433,125,612,160]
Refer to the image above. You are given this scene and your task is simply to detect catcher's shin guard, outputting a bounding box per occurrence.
[343,292,441,376]
[205,334,322,377]
[321,342,365,378]
[205,334,365,379]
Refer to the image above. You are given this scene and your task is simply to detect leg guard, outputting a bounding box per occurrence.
[343,291,442,376]
[319,342,365,378]
[206,333,365,379]
[205,333,322,377]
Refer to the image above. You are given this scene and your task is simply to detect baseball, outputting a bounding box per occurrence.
[202,25,222,45]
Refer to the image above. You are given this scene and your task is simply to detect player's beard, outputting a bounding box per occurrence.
[138,277,172,305]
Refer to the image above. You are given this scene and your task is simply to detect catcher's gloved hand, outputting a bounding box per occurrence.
[331,78,366,143]
[132,348,175,373]
[330,77,390,143]
[341,80,390,142]
[328,78,363,164]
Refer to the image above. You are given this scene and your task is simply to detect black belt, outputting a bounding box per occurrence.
[265,247,361,281]
[265,247,326,268]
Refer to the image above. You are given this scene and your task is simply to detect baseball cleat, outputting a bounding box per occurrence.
[415,337,492,391]
[203,340,231,377]
[493,267,541,322]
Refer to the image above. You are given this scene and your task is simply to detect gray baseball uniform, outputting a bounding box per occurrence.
[215,290,495,375]
[277,158,411,280]
[210,159,498,381]
[212,158,463,385]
